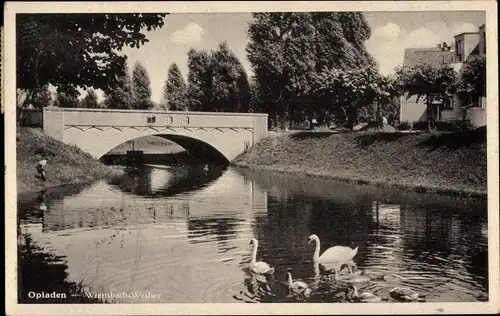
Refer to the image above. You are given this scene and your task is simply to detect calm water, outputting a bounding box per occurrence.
[18,165,489,303]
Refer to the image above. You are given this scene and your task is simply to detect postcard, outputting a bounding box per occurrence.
[4,1,499,315]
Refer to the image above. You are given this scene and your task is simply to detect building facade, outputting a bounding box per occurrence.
[400,25,487,128]
[400,43,454,124]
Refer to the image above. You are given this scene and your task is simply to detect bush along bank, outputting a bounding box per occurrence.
[232,127,487,198]
[16,128,124,194]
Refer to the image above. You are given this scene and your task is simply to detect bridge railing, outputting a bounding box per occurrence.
[43,107,269,143]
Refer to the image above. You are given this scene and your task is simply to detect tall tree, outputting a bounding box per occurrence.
[81,89,100,108]
[104,61,133,109]
[236,67,251,113]
[186,43,251,112]
[186,49,213,111]
[246,12,375,127]
[16,13,167,108]
[132,61,153,109]
[164,63,187,111]
[395,63,458,131]
[210,42,250,112]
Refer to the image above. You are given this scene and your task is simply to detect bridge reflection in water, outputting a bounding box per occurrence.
[17,166,488,303]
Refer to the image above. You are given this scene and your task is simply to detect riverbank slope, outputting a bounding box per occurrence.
[233,128,487,197]
[17,128,124,193]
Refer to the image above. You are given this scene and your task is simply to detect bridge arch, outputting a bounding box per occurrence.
[43,107,268,162]
[102,133,231,163]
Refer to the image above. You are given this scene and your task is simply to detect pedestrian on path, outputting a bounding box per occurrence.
[36,158,48,182]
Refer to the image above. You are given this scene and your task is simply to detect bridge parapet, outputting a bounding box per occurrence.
[46,107,266,128]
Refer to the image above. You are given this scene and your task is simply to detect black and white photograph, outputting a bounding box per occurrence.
[4,1,499,315]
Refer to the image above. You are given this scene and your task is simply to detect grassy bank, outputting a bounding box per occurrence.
[233,128,487,197]
[17,128,124,193]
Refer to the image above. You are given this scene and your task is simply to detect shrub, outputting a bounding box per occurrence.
[397,121,411,131]
[412,121,428,131]
[435,119,473,132]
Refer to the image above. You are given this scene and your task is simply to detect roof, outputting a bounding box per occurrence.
[455,32,479,37]
[403,47,455,67]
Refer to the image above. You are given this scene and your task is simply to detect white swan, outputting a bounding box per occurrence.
[331,268,370,284]
[249,238,275,275]
[287,272,311,298]
[308,234,358,266]
[389,287,423,302]
[347,285,382,303]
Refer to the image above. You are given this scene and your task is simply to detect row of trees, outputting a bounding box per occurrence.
[21,60,155,110]
[17,13,485,131]
[102,61,153,110]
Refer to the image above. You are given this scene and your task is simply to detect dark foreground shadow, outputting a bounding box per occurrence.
[418,127,486,150]
[18,234,106,303]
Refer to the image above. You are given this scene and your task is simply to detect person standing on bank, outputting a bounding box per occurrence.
[36,158,48,182]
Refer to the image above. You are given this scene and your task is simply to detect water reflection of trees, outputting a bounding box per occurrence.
[107,165,226,198]
[243,168,488,294]
[41,202,190,232]
[234,167,487,211]
[18,184,90,224]
[18,234,105,303]
[397,203,488,294]
[187,217,244,252]
[249,193,379,279]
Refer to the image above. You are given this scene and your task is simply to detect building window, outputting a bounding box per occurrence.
[443,97,453,110]
[456,40,463,62]
[147,116,156,124]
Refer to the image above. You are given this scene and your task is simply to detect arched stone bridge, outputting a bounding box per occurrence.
[43,108,268,162]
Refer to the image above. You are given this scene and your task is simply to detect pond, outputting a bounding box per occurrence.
[17,165,489,303]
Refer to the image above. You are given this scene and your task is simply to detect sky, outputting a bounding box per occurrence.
[91,11,486,103]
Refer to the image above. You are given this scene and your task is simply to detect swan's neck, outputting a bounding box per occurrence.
[251,241,258,264]
[287,274,293,288]
[352,286,359,297]
[313,238,320,262]
[313,263,320,278]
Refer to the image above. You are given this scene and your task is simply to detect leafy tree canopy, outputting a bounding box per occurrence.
[394,63,458,104]
[458,55,486,101]
[394,63,459,130]
[246,12,375,123]
[314,67,398,128]
[54,91,80,108]
[187,43,250,112]
[17,13,167,98]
